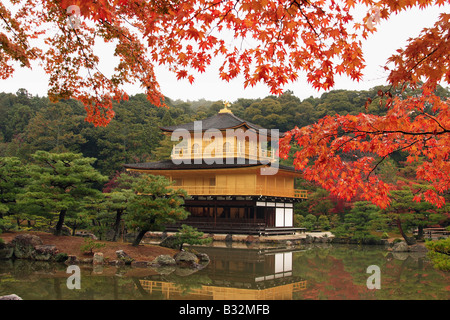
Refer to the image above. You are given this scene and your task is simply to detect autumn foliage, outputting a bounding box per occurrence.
[1,0,449,208]
[280,91,449,209]
[0,0,443,123]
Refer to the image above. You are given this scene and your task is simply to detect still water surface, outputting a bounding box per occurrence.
[0,243,448,300]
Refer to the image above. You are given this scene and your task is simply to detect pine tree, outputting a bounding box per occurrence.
[126,174,189,246]
[18,151,107,235]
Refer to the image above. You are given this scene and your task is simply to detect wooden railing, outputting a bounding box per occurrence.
[171,147,276,161]
[166,218,267,234]
[165,217,306,235]
[170,185,308,199]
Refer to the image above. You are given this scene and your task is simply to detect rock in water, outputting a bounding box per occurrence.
[392,241,409,252]
[151,254,177,267]
[174,251,199,268]
[116,250,134,264]
[196,252,210,263]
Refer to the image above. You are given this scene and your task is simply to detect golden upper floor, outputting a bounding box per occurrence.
[124,162,307,199]
[160,103,280,163]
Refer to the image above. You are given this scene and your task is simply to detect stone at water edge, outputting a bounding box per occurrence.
[116,250,134,264]
[173,251,199,268]
[0,241,14,259]
[34,245,59,261]
[64,255,80,265]
[151,254,177,267]
[93,252,104,265]
[196,252,210,264]
[392,241,409,252]
[11,234,43,259]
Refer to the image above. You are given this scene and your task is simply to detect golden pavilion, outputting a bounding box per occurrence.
[124,102,307,235]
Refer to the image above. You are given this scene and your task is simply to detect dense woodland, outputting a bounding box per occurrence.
[0,86,449,246]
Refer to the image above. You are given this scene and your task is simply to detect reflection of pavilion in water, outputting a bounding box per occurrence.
[139,246,307,300]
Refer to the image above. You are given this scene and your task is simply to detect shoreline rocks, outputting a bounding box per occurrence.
[11,234,43,259]
[116,250,134,265]
[0,241,14,259]
[34,245,58,261]
[1,234,62,261]
[390,241,428,253]
[0,234,210,275]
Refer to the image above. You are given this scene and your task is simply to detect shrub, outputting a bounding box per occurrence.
[172,224,212,250]
[352,231,382,245]
[426,238,450,272]
[294,214,304,228]
[55,252,68,262]
[303,214,317,231]
[80,237,106,255]
[331,225,351,238]
[318,215,330,231]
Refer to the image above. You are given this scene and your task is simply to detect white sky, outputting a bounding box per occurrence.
[1,4,448,102]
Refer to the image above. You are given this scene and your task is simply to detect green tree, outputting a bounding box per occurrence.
[3,103,34,143]
[303,214,317,232]
[345,202,382,240]
[100,172,142,241]
[426,238,450,272]
[318,215,331,231]
[153,133,174,161]
[126,174,189,246]
[171,224,212,250]
[0,157,28,216]
[18,151,107,235]
[384,187,441,243]
[101,189,135,241]
[332,201,384,243]
[24,102,86,153]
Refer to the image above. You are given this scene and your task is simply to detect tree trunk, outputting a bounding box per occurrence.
[132,229,148,247]
[396,218,416,245]
[71,224,77,236]
[417,225,424,240]
[112,209,123,242]
[55,209,66,236]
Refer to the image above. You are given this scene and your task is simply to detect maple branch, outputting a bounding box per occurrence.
[100,19,155,89]
[343,126,450,137]
[387,46,440,92]
[331,133,367,153]
[70,26,111,103]
[50,5,111,104]
[0,6,38,60]
[366,137,428,179]
[420,111,448,133]
[293,0,320,40]
[407,47,440,78]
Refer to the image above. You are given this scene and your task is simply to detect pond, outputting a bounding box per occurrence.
[0,243,448,300]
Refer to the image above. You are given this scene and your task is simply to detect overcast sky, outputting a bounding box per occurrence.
[1,4,449,102]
